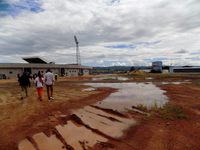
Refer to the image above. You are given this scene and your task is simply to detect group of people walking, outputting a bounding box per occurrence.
[18,69,54,101]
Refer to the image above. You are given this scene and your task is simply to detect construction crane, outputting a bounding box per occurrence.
[74,35,81,65]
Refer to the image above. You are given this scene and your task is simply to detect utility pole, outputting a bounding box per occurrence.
[74,35,81,65]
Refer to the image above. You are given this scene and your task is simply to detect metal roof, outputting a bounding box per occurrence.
[22,57,49,64]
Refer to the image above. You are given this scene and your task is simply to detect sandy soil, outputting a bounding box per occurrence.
[0,75,200,150]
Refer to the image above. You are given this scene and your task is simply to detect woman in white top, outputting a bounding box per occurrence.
[34,71,44,101]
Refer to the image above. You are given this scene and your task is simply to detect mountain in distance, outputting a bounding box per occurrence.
[92,66,153,73]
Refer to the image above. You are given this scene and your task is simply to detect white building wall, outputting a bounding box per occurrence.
[169,66,174,73]
[31,68,60,76]
[83,69,89,75]
[65,69,79,76]
[0,68,22,79]
[32,68,46,75]
[0,63,92,79]
[0,68,91,79]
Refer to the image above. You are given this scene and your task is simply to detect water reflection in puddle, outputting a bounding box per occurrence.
[92,76,128,81]
[85,82,168,112]
[73,106,135,138]
[82,88,96,92]
[161,81,191,85]
[56,120,107,150]
[19,105,134,150]
[32,133,65,150]
[18,139,36,150]
[145,77,153,80]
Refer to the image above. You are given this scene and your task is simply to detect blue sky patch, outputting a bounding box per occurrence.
[105,44,136,49]
[136,40,161,46]
[0,0,43,16]
[144,57,168,62]
[0,2,9,11]
[190,51,200,55]
[105,40,161,50]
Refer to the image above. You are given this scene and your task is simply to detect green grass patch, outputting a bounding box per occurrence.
[126,71,195,80]
[195,80,200,86]
[135,102,187,120]
[136,104,148,112]
[157,103,187,120]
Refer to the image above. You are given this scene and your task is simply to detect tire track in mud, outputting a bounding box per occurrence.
[18,106,137,150]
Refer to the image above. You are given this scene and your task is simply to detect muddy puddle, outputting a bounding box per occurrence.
[85,82,168,112]
[145,77,153,80]
[161,81,191,85]
[82,87,96,92]
[18,139,36,150]
[56,120,107,150]
[73,106,136,138]
[18,106,135,150]
[92,76,128,81]
[33,132,65,150]
[18,81,167,150]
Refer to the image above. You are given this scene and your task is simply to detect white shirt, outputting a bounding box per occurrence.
[44,72,54,85]
[34,77,44,88]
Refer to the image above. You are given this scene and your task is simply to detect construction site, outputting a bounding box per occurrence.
[0,72,199,150]
[1,0,200,149]
[0,36,200,150]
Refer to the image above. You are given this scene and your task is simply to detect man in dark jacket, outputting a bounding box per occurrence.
[18,72,31,99]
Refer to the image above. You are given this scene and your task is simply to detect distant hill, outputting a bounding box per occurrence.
[92,65,171,74]
[92,66,152,74]
[93,66,131,71]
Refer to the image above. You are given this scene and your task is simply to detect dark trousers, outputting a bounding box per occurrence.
[21,85,28,98]
[46,85,53,100]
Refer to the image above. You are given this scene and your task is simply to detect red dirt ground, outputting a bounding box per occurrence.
[0,75,200,150]
[92,81,200,150]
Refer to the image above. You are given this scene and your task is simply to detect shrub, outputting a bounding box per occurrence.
[158,103,187,119]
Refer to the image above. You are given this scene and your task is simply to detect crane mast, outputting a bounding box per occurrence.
[74,35,81,65]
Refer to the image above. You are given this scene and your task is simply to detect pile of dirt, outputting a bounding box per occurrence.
[128,70,148,75]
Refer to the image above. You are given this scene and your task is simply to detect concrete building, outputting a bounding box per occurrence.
[0,57,92,79]
[151,61,163,73]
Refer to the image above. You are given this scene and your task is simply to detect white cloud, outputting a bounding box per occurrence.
[0,0,200,66]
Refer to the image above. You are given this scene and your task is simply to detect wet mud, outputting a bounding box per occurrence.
[18,106,135,150]
[0,75,200,150]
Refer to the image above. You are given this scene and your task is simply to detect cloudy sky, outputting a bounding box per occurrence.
[0,0,200,66]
